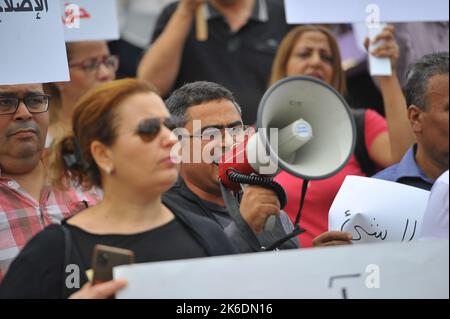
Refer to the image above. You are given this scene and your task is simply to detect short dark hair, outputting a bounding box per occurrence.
[165,81,242,124]
[405,52,449,111]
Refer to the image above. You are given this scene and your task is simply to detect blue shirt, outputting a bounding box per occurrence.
[373,145,435,191]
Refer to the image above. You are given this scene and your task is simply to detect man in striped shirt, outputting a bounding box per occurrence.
[0,83,99,281]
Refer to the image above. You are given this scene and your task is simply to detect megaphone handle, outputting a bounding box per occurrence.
[264,215,277,232]
[240,183,277,232]
[264,181,310,251]
[220,182,262,252]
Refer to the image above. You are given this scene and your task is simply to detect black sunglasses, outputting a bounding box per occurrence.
[136,116,183,142]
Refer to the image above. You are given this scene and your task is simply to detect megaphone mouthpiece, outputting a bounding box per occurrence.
[257,76,356,180]
[277,119,313,160]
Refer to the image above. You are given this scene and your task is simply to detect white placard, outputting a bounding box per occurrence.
[61,0,119,42]
[284,0,449,24]
[329,176,430,244]
[114,240,449,299]
[367,24,392,76]
[0,0,69,85]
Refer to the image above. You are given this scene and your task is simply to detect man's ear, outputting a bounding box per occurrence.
[408,105,423,134]
[90,140,114,175]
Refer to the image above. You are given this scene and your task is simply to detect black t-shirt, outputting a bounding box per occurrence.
[68,219,207,267]
[152,0,292,124]
[0,218,209,298]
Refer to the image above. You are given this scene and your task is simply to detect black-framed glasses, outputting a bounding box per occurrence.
[189,124,251,143]
[0,94,51,115]
[136,116,184,143]
[69,55,119,74]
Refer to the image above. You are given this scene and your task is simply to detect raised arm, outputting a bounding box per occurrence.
[365,25,415,166]
[137,0,205,96]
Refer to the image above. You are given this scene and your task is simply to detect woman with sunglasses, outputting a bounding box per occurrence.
[45,41,118,146]
[0,79,235,299]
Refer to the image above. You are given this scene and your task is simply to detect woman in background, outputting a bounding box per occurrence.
[45,41,118,146]
[270,25,415,247]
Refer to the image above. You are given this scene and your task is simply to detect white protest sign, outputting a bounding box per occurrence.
[367,24,392,76]
[0,0,69,85]
[114,240,448,299]
[61,0,119,42]
[329,176,430,244]
[284,0,449,24]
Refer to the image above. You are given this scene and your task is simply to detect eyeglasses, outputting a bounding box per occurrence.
[189,124,251,143]
[0,94,51,115]
[136,116,183,143]
[69,55,119,74]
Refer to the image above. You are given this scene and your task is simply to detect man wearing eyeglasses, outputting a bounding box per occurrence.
[163,81,299,252]
[0,84,99,282]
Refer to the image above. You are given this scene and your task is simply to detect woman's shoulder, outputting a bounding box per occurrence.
[14,224,66,262]
[363,108,387,123]
[359,108,388,141]
[4,224,67,274]
[0,224,66,298]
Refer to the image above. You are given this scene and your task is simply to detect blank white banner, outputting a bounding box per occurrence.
[115,240,449,299]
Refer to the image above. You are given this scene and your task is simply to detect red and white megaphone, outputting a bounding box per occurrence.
[218,76,356,230]
[218,118,314,192]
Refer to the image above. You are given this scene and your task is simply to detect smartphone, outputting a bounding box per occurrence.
[91,244,135,285]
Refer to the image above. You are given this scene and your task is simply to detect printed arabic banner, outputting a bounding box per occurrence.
[0,0,69,85]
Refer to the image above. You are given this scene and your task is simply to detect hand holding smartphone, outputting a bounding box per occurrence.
[91,244,134,285]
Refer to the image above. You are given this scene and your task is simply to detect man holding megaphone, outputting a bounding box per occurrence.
[163,81,353,252]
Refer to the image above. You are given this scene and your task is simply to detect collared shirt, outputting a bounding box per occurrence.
[0,169,100,281]
[373,145,435,191]
[151,0,292,125]
[204,0,269,22]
